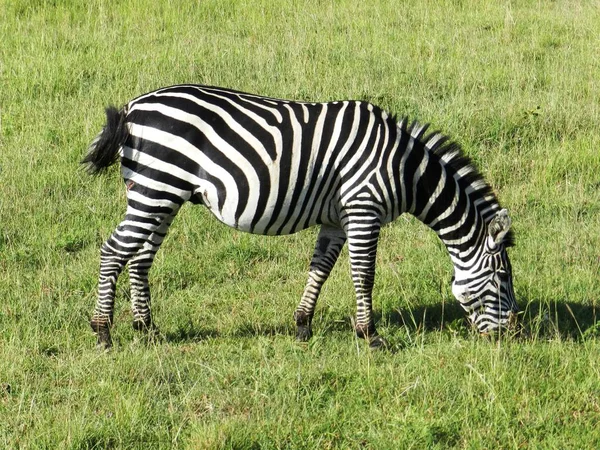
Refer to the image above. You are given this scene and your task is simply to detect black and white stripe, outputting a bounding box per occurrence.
[83,85,518,348]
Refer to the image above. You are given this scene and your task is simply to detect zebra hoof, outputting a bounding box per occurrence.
[132,318,154,332]
[369,335,388,350]
[296,326,313,342]
[91,317,112,349]
[133,320,161,345]
[95,328,113,350]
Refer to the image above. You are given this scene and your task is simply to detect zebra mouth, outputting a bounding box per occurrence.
[471,310,520,335]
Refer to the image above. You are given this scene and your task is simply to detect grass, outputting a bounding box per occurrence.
[1,0,600,447]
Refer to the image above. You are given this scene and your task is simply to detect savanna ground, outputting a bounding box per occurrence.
[1,0,600,448]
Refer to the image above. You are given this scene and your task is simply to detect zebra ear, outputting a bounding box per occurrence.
[488,209,511,246]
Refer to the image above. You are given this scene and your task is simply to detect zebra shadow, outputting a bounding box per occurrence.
[162,320,296,344]
[378,302,466,333]
[378,298,600,340]
[517,299,600,340]
[161,298,600,345]
[163,325,220,343]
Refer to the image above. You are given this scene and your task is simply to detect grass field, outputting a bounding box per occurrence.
[2,0,600,448]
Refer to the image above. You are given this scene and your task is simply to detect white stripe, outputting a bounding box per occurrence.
[409,150,429,215]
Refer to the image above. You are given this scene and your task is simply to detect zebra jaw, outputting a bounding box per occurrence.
[467,309,520,335]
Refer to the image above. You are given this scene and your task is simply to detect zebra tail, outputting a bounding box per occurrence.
[81,106,128,175]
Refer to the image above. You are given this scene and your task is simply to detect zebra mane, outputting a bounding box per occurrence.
[397,117,515,247]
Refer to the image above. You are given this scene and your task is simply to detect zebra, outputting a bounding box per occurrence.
[82,84,518,348]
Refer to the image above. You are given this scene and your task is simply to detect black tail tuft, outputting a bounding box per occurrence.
[81,106,128,175]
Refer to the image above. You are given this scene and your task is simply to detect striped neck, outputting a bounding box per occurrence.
[390,118,517,332]
[393,119,503,268]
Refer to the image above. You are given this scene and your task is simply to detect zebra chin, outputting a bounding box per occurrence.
[468,309,520,335]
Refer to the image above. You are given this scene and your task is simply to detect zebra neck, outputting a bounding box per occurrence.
[392,124,500,267]
[418,184,499,270]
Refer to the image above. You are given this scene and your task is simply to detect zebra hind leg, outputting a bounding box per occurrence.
[294,226,346,341]
[90,236,126,349]
[129,209,179,339]
[90,202,180,349]
[343,211,387,350]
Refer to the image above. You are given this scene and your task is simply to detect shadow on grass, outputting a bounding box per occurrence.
[520,299,600,339]
[163,321,296,344]
[162,298,600,345]
[163,325,220,343]
[380,297,600,340]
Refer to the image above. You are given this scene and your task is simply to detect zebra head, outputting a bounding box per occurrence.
[451,209,519,333]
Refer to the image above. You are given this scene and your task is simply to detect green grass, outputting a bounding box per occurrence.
[2,0,600,447]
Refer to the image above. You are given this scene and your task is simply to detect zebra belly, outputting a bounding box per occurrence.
[192,182,330,236]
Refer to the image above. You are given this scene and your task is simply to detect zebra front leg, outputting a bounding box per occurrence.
[91,203,178,348]
[344,212,387,349]
[294,226,346,341]
[129,210,178,334]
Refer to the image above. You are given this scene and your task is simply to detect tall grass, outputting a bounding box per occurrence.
[1,0,600,447]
